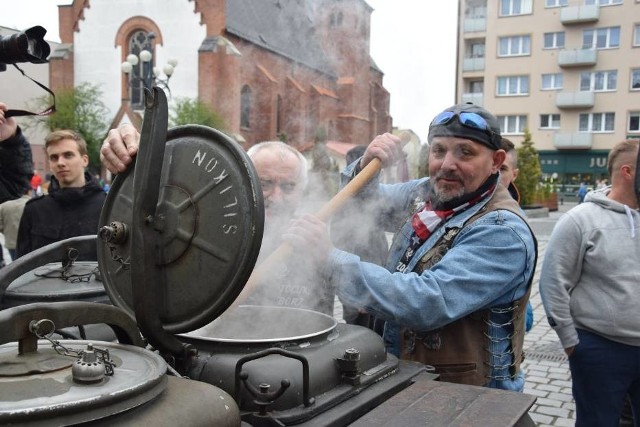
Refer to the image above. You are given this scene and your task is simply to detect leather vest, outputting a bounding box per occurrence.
[400,184,537,386]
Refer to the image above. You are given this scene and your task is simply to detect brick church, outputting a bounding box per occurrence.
[49,0,392,154]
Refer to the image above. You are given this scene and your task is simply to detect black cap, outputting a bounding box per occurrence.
[428,103,502,150]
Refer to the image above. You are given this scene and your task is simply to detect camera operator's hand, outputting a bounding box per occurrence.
[0,103,18,143]
[101,123,140,174]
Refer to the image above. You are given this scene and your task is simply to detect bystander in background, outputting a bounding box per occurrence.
[577,182,588,204]
[0,188,31,262]
[500,137,533,332]
[540,139,640,426]
[16,130,106,259]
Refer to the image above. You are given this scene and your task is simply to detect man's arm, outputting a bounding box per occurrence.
[539,213,583,353]
[289,209,534,331]
[0,127,34,204]
[331,213,534,331]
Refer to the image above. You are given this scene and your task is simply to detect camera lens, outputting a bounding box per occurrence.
[0,26,50,65]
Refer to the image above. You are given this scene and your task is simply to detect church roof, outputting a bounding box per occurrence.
[226,0,336,77]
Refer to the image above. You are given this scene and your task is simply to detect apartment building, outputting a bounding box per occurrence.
[457,0,640,191]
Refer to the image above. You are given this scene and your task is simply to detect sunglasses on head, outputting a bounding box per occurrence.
[430,111,491,130]
[430,110,500,146]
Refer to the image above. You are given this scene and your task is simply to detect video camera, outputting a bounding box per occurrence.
[0,26,50,72]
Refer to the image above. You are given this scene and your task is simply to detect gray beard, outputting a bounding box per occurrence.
[431,184,465,205]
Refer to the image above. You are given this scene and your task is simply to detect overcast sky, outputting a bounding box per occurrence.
[1,0,458,143]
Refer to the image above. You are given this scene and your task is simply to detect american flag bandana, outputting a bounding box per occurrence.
[411,204,455,241]
[395,184,496,273]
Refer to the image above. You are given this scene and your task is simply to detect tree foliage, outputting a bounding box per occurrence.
[169,97,227,131]
[33,82,110,170]
[516,128,542,206]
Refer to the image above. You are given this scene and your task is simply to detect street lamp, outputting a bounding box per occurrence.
[121,32,177,108]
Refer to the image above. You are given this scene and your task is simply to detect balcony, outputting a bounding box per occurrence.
[461,93,484,106]
[462,57,485,72]
[463,17,486,33]
[558,48,597,68]
[554,133,593,149]
[560,4,599,25]
[556,91,595,109]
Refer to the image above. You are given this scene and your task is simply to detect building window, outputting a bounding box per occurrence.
[580,70,617,91]
[542,73,563,90]
[469,41,485,58]
[629,112,640,132]
[545,0,568,7]
[500,0,533,16]
[634,24,640,47]
[585,0,622,5]
[329,11,344,28]
[241,85,251,129]
[540,114,561,129]
[582,27,620,49]
[631,69,640,90]
[470,80,484,93]
[466,1,487,18]
[579,112,615,132]
[498,35,531,56]
[543,31,565,49]
[497,76,529,96]
[127,30,154,110]
[498,115,527,134]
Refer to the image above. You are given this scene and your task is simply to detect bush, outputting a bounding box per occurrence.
[170,97,227,131]
[516,129,542,206]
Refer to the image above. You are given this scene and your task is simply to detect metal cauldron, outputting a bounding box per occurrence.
[179,305,401,423]
[0,302,240,426]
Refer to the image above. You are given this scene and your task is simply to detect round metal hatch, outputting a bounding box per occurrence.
[0,340,167,426]
[98,125,264,334]
[2,262,106,308]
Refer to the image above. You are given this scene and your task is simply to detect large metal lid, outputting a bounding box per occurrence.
[3,261,104,302]
[0,340,167,426]
[98,89,264,339]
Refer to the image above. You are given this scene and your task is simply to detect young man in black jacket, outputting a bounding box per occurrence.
[16,130,105,259]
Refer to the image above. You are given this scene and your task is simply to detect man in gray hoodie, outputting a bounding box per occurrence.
[540,139,640,426]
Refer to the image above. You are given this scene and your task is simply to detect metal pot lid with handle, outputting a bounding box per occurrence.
[97,88,264,356]
[0,236,105,307]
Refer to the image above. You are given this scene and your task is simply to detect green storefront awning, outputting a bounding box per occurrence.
[538,150,609,175]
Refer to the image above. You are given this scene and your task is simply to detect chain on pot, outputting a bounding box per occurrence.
[29,318,115,376]
[34,247,100,283]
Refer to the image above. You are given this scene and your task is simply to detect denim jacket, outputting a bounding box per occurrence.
[324,163,537,391]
